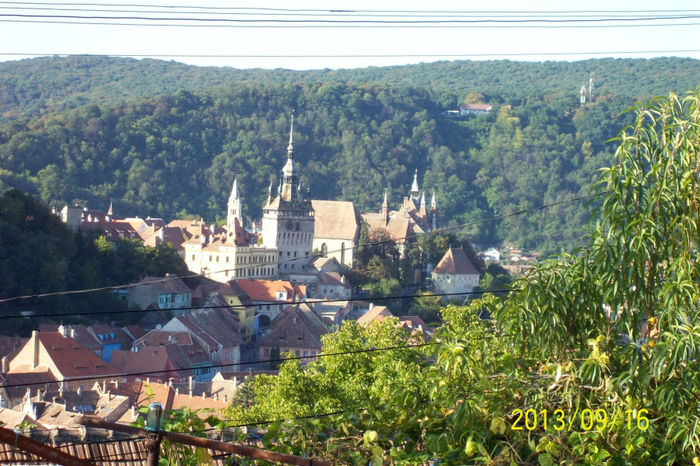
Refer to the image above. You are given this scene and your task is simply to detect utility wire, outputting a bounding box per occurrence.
[0,191,602,305]
[1,5,698,20]
[1,17,698,28]
[0,288,514,320]
[1,3,699,14]
[0,341,439,389]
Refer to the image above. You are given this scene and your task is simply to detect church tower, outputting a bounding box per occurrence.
[261,112,315,277]
[227,178,242,228]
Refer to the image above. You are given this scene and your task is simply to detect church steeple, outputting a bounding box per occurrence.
[227,178,242,228]
[420,191,426,211]
[410,168,420,201]
[381,189,389,223]
[280,111,300,204]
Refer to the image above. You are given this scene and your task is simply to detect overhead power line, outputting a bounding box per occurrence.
[1,3,699,15]
[0,340,440,389]
[0,288,514,320]
[0,191,602,305]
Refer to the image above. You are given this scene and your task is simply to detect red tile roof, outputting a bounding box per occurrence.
[433,248,480,275]
[36,332,121,379]
[232,279,306,303]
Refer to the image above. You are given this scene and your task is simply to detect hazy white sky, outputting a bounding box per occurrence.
[1,0,698,70]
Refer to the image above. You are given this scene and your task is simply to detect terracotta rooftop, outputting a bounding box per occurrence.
[433,248,480,275]
[136,276,192,295]
[232,279,306,303]
[259,306,327,350]
[357,305,393,326]
[9,332,121,380]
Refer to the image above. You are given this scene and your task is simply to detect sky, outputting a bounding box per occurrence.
[0,0,699,70]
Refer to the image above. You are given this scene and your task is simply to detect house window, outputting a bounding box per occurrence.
[295,350,300,357]
[264,348,269,356]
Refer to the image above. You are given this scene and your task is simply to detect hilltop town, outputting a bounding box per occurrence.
[0,115,491,447]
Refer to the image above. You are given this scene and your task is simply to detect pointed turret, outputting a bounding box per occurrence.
[410,168,420,200]
[420,191,426,210]
[381,189,389,223]
[107,200,113,217]
[227,178,243,228]
[430,191,437,211]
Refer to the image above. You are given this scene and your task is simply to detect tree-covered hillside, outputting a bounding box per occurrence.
[1,56,698,253]
[0,189,187,335]
[1,55,698,120]
[0,79,642,253]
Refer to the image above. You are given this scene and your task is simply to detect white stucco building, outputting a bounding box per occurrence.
[432,248,481,296]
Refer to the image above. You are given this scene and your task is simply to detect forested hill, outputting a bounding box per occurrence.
[1,55,699,119]
[0,79,635,254]
[1,56,698,254]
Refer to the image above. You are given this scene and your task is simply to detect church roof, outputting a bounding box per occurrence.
[361,213,412,244]
[311,200,359,240]
[433,248,480,275]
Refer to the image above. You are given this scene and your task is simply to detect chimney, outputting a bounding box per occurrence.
[31,330,40,370]
[58,325,68,337]
[102,380,106,393]
[188,376,193,397]
[1,356,8,373]
[69,328,76,339]
[175,387,179,396]
[77,386,82,396]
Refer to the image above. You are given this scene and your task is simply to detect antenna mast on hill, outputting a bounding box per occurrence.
[589,73,595,103]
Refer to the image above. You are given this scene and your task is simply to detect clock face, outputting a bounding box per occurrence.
[285,220,294,230]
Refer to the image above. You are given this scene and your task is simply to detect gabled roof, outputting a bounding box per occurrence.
[357,305,393,326]
[361,215,412,244]
[311,200,359,240]
[134,330,193,348]
[38,332,120,378]
[136,276,191,295]
[232,279,306,303]
[177,305,243,348]
[433,248,480,275]
[259,306,327,350]
[110,345,188,376]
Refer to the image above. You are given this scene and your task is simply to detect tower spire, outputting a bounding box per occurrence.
[381,189,389,223]
[227,178,242,228]
[410,168,420,201]
[287,109,295,158]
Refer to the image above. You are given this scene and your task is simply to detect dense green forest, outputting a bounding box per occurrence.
[0,56,698,254]
[2,56,698,119]
[0,189,187,334]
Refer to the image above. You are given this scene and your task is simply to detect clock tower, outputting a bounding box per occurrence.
[261,112,315,278]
